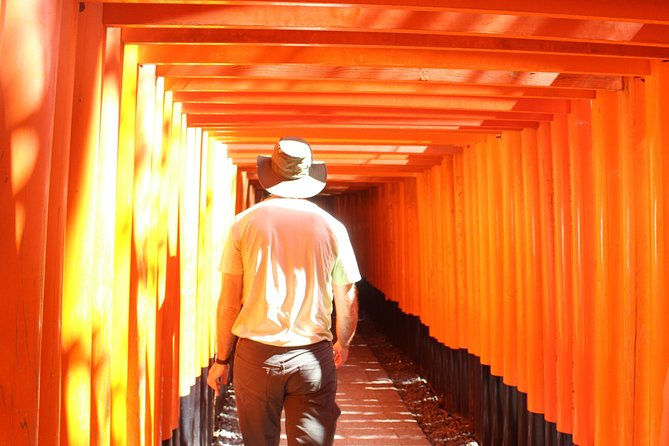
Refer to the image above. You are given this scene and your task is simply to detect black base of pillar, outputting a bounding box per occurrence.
[162,367,216,446]
[357,279,575,446]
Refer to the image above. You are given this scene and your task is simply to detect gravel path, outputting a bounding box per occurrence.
[212,314,479,446]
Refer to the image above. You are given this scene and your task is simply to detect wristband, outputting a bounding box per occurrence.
[215,355,231,365]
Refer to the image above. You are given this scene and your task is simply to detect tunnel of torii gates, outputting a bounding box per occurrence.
[3,0,669,445]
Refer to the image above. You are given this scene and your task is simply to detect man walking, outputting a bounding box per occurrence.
[207,136,361,446]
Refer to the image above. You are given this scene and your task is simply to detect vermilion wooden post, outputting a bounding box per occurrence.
[453,153,467,350]
[550,112,575,435]
[395,181,407,317]
[475,140,491,364]
[568,99,595,446]
[60,3,108,444]
[152,79,170,446]
[441,156,458,347]
[488,136,503,378]
[178,125,202,399]
[500,131,519,386]
[40,1,80,444]
[111,43,139,446]
[419,168,436,334]
[168,102,185,438]
[0,0,64,443]
[592,89,632,446]
[404,177,420,318]
[462,145,480,356]
[536,121,557,424]
[134,62,159,446]
[520,128,545,415]
[94,25,124,446]
[645,60,669,446]
[511,135,526,393]
[417,174,430,319]
[621,77,649,446]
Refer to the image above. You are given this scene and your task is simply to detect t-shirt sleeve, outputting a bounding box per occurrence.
[219,225,243,275]
[331,224,362,285]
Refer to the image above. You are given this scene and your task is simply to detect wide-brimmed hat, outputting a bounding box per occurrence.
[257,137,327,198]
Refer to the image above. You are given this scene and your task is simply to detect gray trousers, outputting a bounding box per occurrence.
[233,338,341,446]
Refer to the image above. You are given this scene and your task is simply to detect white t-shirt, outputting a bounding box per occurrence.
[220,197,361,346]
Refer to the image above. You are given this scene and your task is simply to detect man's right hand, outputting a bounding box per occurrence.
[333,341,350,368]
[207,363,230,397]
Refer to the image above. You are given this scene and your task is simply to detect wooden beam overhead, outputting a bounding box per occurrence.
[164,77,597,99]
[104,0,669,25]
[122,27,669,56]
[94,0,669,193]
[103,2,669,28]
[138,44,650,76]
[156,65,623,90]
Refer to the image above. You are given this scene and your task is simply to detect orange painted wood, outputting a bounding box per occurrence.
[104,3,669,38]
[487,136,503,377]
[499,131,519,386]
[179,125,203,397]
[549,113,575,434]
[462,146,481,357]
[567,99,596,446]
[645,60,669,446]
[172,91,572,114]
[519,127,545,414]
[61,4,108,445]
[111,43,139,446]
[591,90,633,446]
[157,65,622,91]
[441,156,459,347]
[122,27,669,61]
[623,77,651,446]
[95,25,124,446]
[404,178,420,317]
[476,139,492,366]
[39,1,80,444]
[134,63,160,446]
[162,76,596,100]
[510,135,526,392]
[452,154,467,349]
[536,121,558,423]
[137,45,650,77]
[0,0,64,443]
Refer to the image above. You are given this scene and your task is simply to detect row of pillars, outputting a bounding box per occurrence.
[336,73,669,446]
[2,2,669,446]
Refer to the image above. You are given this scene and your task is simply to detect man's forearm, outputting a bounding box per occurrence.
[216,273,243,360]
[334,284,358,347]
[216,300,240,360]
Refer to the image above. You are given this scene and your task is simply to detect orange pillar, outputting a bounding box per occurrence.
[568,99,596,446]
[0,0,69,443]
[645,60,669,446]
[111,43,139,446]
[60,3,106,445]
[40,0,81,443]
[591,88,634,446]
[550,112,574,435]
[520,127,545,415]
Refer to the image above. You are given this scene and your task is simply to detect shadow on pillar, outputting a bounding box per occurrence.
[357,279,575,446]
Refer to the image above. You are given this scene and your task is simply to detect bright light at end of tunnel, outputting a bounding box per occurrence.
[216,142,229,157]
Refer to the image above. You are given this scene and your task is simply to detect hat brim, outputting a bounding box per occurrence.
[257,155,327,198]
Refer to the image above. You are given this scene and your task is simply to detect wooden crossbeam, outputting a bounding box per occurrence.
[103,2,669,28]
[122,28,669,58]
[138,44,649,76]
